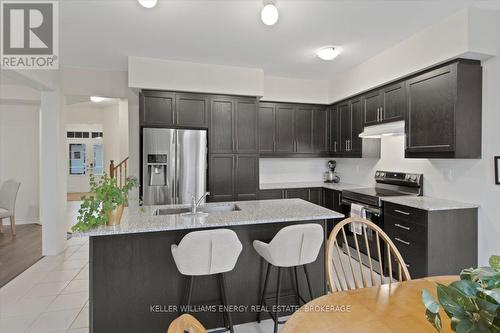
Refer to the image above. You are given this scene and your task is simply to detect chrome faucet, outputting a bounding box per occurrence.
[191,192,210,214]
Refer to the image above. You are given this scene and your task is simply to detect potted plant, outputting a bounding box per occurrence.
[421,255,500,333]
[71,174,138,232]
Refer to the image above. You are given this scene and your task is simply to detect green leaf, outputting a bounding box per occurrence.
[479,288,500,305]
[437,283,475,315]
[422,289,441,314]
[455,319,475,333]
[451,280,479,298]
[490,255,500,270]
[425,308,444,333]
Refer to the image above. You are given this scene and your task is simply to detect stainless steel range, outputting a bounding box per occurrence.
[339,171,423,272]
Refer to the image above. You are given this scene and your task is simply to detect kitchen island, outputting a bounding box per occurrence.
[74,199,343,333]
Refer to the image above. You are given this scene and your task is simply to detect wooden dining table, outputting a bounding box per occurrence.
[281,276,458,333]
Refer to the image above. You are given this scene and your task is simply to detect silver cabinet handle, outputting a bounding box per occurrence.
[334,141,337,152]
[377,107,380,122]
[348,140,351,151]
[394,209,410,216]
[232,156,235,169]
[395,223,410,231]
[381,106,384,120]
[395,238,410,246]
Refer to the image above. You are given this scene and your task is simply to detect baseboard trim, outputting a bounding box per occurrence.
[2,218,40,225]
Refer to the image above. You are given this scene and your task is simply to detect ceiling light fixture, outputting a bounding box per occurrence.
[90,96,106,103]
[315,46,341,61]
[137,0,158,9]
[261,1,279,26]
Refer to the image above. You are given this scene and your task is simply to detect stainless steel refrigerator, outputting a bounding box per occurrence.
[142,128,207,206]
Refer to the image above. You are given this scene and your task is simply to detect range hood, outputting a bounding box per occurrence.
[358,120,405,139]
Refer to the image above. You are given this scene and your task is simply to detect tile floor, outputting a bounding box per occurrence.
[0,236,286,333]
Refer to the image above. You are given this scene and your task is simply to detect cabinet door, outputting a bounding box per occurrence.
[235,98,258,153]
[175,93,209,127]
[285,188,309,201]
[258,103,275,153]
[309,188,323,205]
[406,65,456,152]
[329,106,340,154]
[210,97,234,153]
[350,98,363,154]
[275,104,295,153]
[294,105,314,153]
[259,189,283,200]
[382,82,406,123]
[209,155,234,202]
[363,90,382,126]
[313,107,329,153]
[235,155,259,201]
[338,102,351,153]
[140,91,175,126]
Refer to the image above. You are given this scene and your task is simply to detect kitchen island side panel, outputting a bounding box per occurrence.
[89,220,327,333]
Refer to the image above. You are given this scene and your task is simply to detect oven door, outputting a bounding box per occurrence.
[339,198,385,274]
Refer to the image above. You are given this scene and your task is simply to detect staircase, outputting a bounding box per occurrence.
[109,157,129,187]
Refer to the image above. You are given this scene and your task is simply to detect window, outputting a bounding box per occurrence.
[69,144,86,175]
[93,144,104,175]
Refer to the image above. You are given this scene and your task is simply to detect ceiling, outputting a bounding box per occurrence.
[39,1,500,80]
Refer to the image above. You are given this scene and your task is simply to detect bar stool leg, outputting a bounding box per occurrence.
[303,265,314,301]
[293,266,301,306]
[274,267,282,333]
[257,263,271,323]
[219,273,234,333]
[217,274,228,329]
[180,276,194,315]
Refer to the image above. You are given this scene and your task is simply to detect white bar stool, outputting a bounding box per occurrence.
[253,224,324,333]
[171,229,243,333]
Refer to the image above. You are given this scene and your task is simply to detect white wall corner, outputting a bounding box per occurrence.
[328,7,499,103]
[261,76,330,104]
[128,56,264,97]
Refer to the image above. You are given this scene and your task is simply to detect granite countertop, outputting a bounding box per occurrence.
[72,199,344,237]
[260,181,362,192]
[382,196,480,211]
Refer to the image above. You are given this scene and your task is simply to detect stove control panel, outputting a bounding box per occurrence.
[375,171,423,187]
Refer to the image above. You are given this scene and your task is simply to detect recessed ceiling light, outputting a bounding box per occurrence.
[90,96,106,103]
[261,2,279,26]
[315,46,341,61]
[137,0,158,9]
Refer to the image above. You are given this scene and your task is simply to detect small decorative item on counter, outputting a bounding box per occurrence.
[71,174,138,232]
[421,255,500,333]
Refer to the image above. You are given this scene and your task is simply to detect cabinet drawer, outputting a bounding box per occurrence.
[385,224,426,278]
[384,216,426,244]
[384,202,427,226]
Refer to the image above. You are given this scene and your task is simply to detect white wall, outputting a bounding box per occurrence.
[261,76,330,104]
[328,8,499,102]
[0,104,40,224]
[128,56,265,97]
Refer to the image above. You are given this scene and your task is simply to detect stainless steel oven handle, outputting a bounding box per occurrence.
[395,237,410,246]
[341,198,381,216]
[394,223,410,231]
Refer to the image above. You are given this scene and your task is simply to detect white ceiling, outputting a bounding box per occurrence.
[42,0,500,80]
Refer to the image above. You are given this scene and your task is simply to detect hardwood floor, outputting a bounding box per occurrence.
[0,224,42,287]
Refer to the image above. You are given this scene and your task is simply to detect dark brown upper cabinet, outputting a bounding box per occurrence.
[275,104,295,153]
[405,60,482,158]
[338,101,351,153]
[258,103,276,153]
[140,91,175,126]
[329,106,340,154]
[363,82,406,127]
[258,102,330,156]
[313,107,329,153]
[175,93,209,127]
[210,96,258,154]
[350,97,363,154]
[294,105,314,153]
[209,154,258,202]
[140,91,208,127]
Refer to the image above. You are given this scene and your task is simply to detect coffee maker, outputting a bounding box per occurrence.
[323,160,340,183]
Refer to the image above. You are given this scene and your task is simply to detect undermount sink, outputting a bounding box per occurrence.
[154,204,240,216]
[200,204,241,213]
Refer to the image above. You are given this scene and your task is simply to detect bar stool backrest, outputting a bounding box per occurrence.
[268,224,324,267]
[171,229,243,276]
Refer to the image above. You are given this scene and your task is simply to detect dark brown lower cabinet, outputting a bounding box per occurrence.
[259,187,323,206]
[383,202,478,279]
[209,154,258,202]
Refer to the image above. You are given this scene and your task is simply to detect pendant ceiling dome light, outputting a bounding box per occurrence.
[261,0,279,26]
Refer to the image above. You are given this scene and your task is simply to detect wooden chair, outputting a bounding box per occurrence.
[326,217,410,292]
[167,314,207,333]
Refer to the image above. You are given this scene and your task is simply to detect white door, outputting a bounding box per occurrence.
[68,142,104,192]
